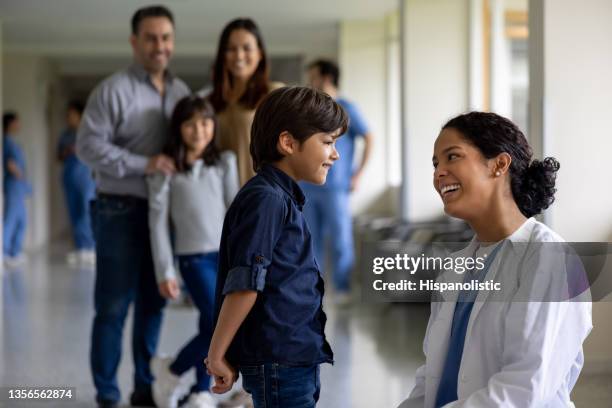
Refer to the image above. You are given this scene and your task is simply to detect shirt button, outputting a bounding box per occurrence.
[460,374,468,383]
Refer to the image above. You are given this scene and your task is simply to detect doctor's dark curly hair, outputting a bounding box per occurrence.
[442,112,559,218]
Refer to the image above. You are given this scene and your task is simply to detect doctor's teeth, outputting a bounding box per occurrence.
[441,184,460,194]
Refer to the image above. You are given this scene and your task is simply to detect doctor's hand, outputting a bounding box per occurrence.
[146,154,176,175]
[205,356,237,394]
[158,278,180,300]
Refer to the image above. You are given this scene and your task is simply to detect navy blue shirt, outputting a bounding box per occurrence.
[214,164,334,367]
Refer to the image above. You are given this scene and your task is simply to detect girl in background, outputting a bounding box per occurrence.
[148,96,239,408]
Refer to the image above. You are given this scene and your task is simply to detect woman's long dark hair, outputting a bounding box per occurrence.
[165,96,220,172]
[208,18,270,112]
[443,111,560,218]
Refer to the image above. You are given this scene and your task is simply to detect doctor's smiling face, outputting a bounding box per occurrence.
[432,127,501,220]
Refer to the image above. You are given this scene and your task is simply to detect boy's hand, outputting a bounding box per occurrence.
[158,279,180,300]
[205,357,237,394]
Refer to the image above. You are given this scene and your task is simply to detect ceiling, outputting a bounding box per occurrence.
[0,0,398,57]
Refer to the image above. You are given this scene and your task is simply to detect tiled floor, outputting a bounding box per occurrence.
[1,245,611,407]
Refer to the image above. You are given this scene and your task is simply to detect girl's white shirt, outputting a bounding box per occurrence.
[147,151,239,283]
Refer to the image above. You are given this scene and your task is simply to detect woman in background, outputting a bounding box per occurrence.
[203,18,283,185]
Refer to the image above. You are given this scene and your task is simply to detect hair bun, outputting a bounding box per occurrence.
[516,157,560,217]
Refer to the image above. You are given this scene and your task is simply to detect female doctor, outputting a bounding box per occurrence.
[399,112,592,408]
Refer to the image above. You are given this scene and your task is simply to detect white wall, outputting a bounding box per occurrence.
[539,1,612,242]
[2,53,60,250]
[339,15,399,216]
[403,0,470,221]
[529,0,612,374]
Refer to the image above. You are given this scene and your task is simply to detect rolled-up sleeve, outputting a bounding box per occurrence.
[76,83,149,178]
[147,173,175,283]
[222,191,286,295]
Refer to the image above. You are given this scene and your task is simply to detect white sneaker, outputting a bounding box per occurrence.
[183,391,217,408]
[66,251,80,266]
[78,249,96,266]
[4,254,26,269]
[151,356,190,408]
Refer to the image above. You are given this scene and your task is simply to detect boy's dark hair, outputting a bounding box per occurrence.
[131,5,174,35]
[443,111,560,218]
[67,100,84,115]
[308,59,340,88]
[3,112,18,133]
[209,18,270,112]
[166,95,220,172]
[250,86,348,172]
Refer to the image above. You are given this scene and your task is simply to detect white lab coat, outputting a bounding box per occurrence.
[398,218,592,408]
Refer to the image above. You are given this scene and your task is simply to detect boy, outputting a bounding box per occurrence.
[206,86,348,407]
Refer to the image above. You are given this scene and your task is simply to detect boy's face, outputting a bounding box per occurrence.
[289,129,341,184]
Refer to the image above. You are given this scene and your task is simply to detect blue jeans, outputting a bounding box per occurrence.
[90,195,166,403]
[303,189,354,292]
[169,252,218,393]
[240,364,320,408]
[62,158,96,250]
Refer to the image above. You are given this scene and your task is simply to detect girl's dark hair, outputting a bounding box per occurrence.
[166,95,220,172]
[209,18,270,112]
[442,111,560,217]
[250,86,349,172]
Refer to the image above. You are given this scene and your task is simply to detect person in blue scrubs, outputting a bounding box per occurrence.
[57,100,96,265]
[302,59,373,302]
[3,112,32,267]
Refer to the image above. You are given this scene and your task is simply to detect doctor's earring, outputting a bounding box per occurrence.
[495,171,501,177]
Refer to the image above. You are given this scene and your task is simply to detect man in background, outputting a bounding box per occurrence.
[303,59,374,304]
[76,5,190,408]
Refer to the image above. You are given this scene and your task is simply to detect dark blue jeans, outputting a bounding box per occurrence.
[240,364,320,408]
[90,195,166,403]
[169,252,218,393]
